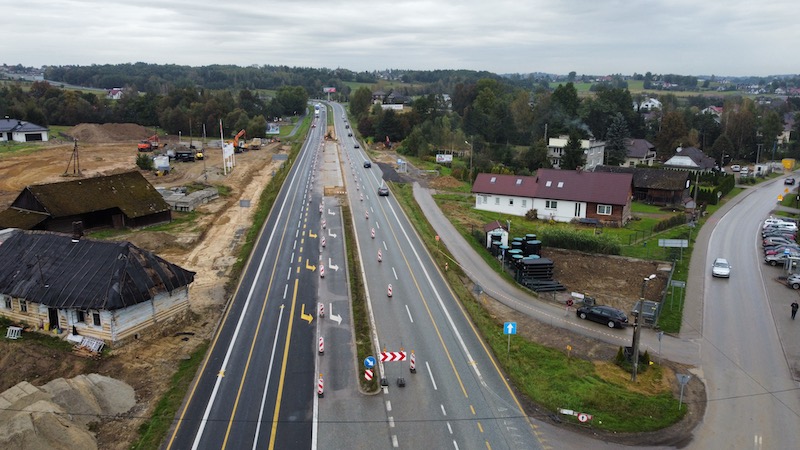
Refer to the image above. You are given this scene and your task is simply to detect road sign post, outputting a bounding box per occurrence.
[504,322,517,359]
[677,374,692,410]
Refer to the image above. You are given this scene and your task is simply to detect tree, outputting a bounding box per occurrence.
[349,87,372,119]
[516,139,551,172]
[710,134,734,167]
[760,110,783,150]
[551,82,580,118]
[560,130,585,170]
[605,113,630,166]
[655,111,689,159]
[567,71,577,82]
[273,85,308,116]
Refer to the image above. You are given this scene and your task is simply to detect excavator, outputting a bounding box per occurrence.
[137,134,160,152]
[232,129,247,153]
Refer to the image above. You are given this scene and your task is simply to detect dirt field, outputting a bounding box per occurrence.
[0,133,701,448]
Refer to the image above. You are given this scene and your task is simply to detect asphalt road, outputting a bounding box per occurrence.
[166,112,326,449]
[687,178,800,449]
[317,102,544,450]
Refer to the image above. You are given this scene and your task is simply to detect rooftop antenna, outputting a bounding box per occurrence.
[63,138,82,177]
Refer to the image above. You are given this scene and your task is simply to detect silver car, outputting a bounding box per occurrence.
[712,258,731,278]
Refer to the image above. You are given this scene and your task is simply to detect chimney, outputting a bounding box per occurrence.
[71,221,84,243]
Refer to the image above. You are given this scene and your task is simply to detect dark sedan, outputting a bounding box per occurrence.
[785,177,796,185]
[576,305,629,329]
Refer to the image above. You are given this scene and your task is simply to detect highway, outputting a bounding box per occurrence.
[688,180,800,449]
[317,102,544,450]
[166,110,327,449]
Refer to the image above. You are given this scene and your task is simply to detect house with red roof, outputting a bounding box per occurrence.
[471,169,633,225]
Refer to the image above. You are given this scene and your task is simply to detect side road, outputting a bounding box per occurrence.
[411,183,700,365]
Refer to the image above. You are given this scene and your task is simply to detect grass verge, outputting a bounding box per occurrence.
[341,204,379,392]
[391,183,686,432]
[131,341,210,450]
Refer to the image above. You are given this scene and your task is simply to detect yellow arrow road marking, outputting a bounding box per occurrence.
[306,260,316,271]
[300,304,314,324]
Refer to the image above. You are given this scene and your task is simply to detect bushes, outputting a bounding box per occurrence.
[540,228,621,255]
[653,213,686,232]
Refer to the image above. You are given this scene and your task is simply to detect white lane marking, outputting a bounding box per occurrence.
[376,222,380,229]
[388,416,395,428]
[386,400,392,412]
[251,306,285,450]
[384,199,487,384]
[190,129,314,449]
[447,422,453,434]
[392,267,398,280]
[453,440,459,450]
[427,361,438,390]
[293,239,297,250]
[392,435,399,448]
[286,268,291,281]
[283,284,288,299]
[383,241,387,250]
[405,305,414,323]
[440,404,447,416]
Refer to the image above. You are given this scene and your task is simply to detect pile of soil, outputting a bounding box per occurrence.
[429,175,463,190]
[67,123,151,143]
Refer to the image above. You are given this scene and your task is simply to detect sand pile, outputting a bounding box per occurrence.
[67,123,152,143]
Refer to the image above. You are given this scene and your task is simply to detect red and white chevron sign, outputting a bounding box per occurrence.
[380,351,407,362]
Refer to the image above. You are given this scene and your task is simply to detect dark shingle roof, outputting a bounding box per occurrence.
[595,166,689,190]
[0,230,195,310]
[534,169,632,206]
[0,118,48,133]
[625,139,655,158]
[0,208,49,229]
[472,173,538,197]
[21,171,169,219]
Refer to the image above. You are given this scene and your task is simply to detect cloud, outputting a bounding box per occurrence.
[4,0,798,76]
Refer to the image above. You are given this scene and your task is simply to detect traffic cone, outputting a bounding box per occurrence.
[318,374,324,398]
[319,336,324,354]
[320,265,325,278]
[365,211,369,220]
[410,351,416,373]
[318,302,325,318]
[378,249,382,262]
[387,284,392,297]
[371,228,375,239]
[321,236,326,247]
[322,219,326,229]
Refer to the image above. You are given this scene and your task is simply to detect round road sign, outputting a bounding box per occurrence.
[364,356,376,369]
[577,413,589,423]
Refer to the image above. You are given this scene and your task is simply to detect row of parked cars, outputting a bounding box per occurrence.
[762,217,800,266]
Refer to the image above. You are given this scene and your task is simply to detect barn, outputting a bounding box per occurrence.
[0,171,172,232]
[0,229,195,346]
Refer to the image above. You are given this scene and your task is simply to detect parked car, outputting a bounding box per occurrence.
[711,258,732,278]
[765,252,800,266]
[787,274,800,289]
[763,218,796,228]
[786,177,796,185]
[763,224,799,236]
[764,237,796,246]
[576,305,629,328]
[762,232,797,241]
[740,168,749,176]
[764,246,800,256]
[363,161,371,168]
[730,164,741,172]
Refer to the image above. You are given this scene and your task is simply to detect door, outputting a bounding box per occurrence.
[48,308,60,330]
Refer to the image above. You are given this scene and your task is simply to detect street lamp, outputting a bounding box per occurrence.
[631,274,656,382]
[465,139,473,181]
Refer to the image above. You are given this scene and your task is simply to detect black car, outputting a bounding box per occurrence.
[576,305,629,329]
[378,185,389,196]
[354,143,360,148]
[363,161,371,168]
[785,177,796,185]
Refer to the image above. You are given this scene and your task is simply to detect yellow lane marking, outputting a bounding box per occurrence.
[477,421,484,433]
[268,278,300,449]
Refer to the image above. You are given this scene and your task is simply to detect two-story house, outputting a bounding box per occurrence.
[547,136,605,170]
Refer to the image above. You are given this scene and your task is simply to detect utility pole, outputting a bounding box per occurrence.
[632,274,656,382]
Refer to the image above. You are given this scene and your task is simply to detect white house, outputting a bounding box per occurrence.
[471,170,633,226]
[623,139,657,167]
[547,136,605,170]
[634,98,662,111]
[106,87,124,100]
[0,118,49,143]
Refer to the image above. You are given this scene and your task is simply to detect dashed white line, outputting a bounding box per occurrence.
[392,267,398,280]
[383,241,387,250]
[427,362,438,390]
[293,240,297,250]
[286,268,291,280]
[376,222,380,229]
[405,305,414,323]
[440,404,447,416]
[392,435,399,448]
[388,416,395,428]
[447,422,453,434]
[283,284,288,299]
[386,400,392,412]
[452,440,459,450]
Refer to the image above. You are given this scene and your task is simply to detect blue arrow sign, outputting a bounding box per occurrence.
[504,322,517,335]
[364,356,376,369]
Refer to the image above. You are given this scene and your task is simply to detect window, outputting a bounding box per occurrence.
[19,300,27,313]
[545,181,552,187]
[76,310,86,323]
[495,197,500,205]
[557,182,564,188]
[522,199,527,208]
[3,296,11,310]
[509,199,514,206]
[92,312,101,326]
[490,177,497,183]
[546,200,558,209]
[515,179,522,185]
[597,204,612,215]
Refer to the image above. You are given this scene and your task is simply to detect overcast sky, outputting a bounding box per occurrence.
[6,0,798,77]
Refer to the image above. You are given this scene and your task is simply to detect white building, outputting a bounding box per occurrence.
[547,136,605,170]
[0,118,49,143]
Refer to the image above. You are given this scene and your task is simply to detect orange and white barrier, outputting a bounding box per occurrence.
[321,236,326,247]
[319,336,324,354]
[320,265,325,278]
[387,284,393,297]
[322,219,327,229]
[371,228,375,239]
[317,374,324,397]
[365,211,369,220]
[318,302,325,318]
[410,351,416,373]
[377,249,382,262]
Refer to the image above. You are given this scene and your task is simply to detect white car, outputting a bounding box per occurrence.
[730,164,741,172]
[763,222,799,233]
[712,258,731,278]
[764,217,795,228]
[787,274,800,289]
